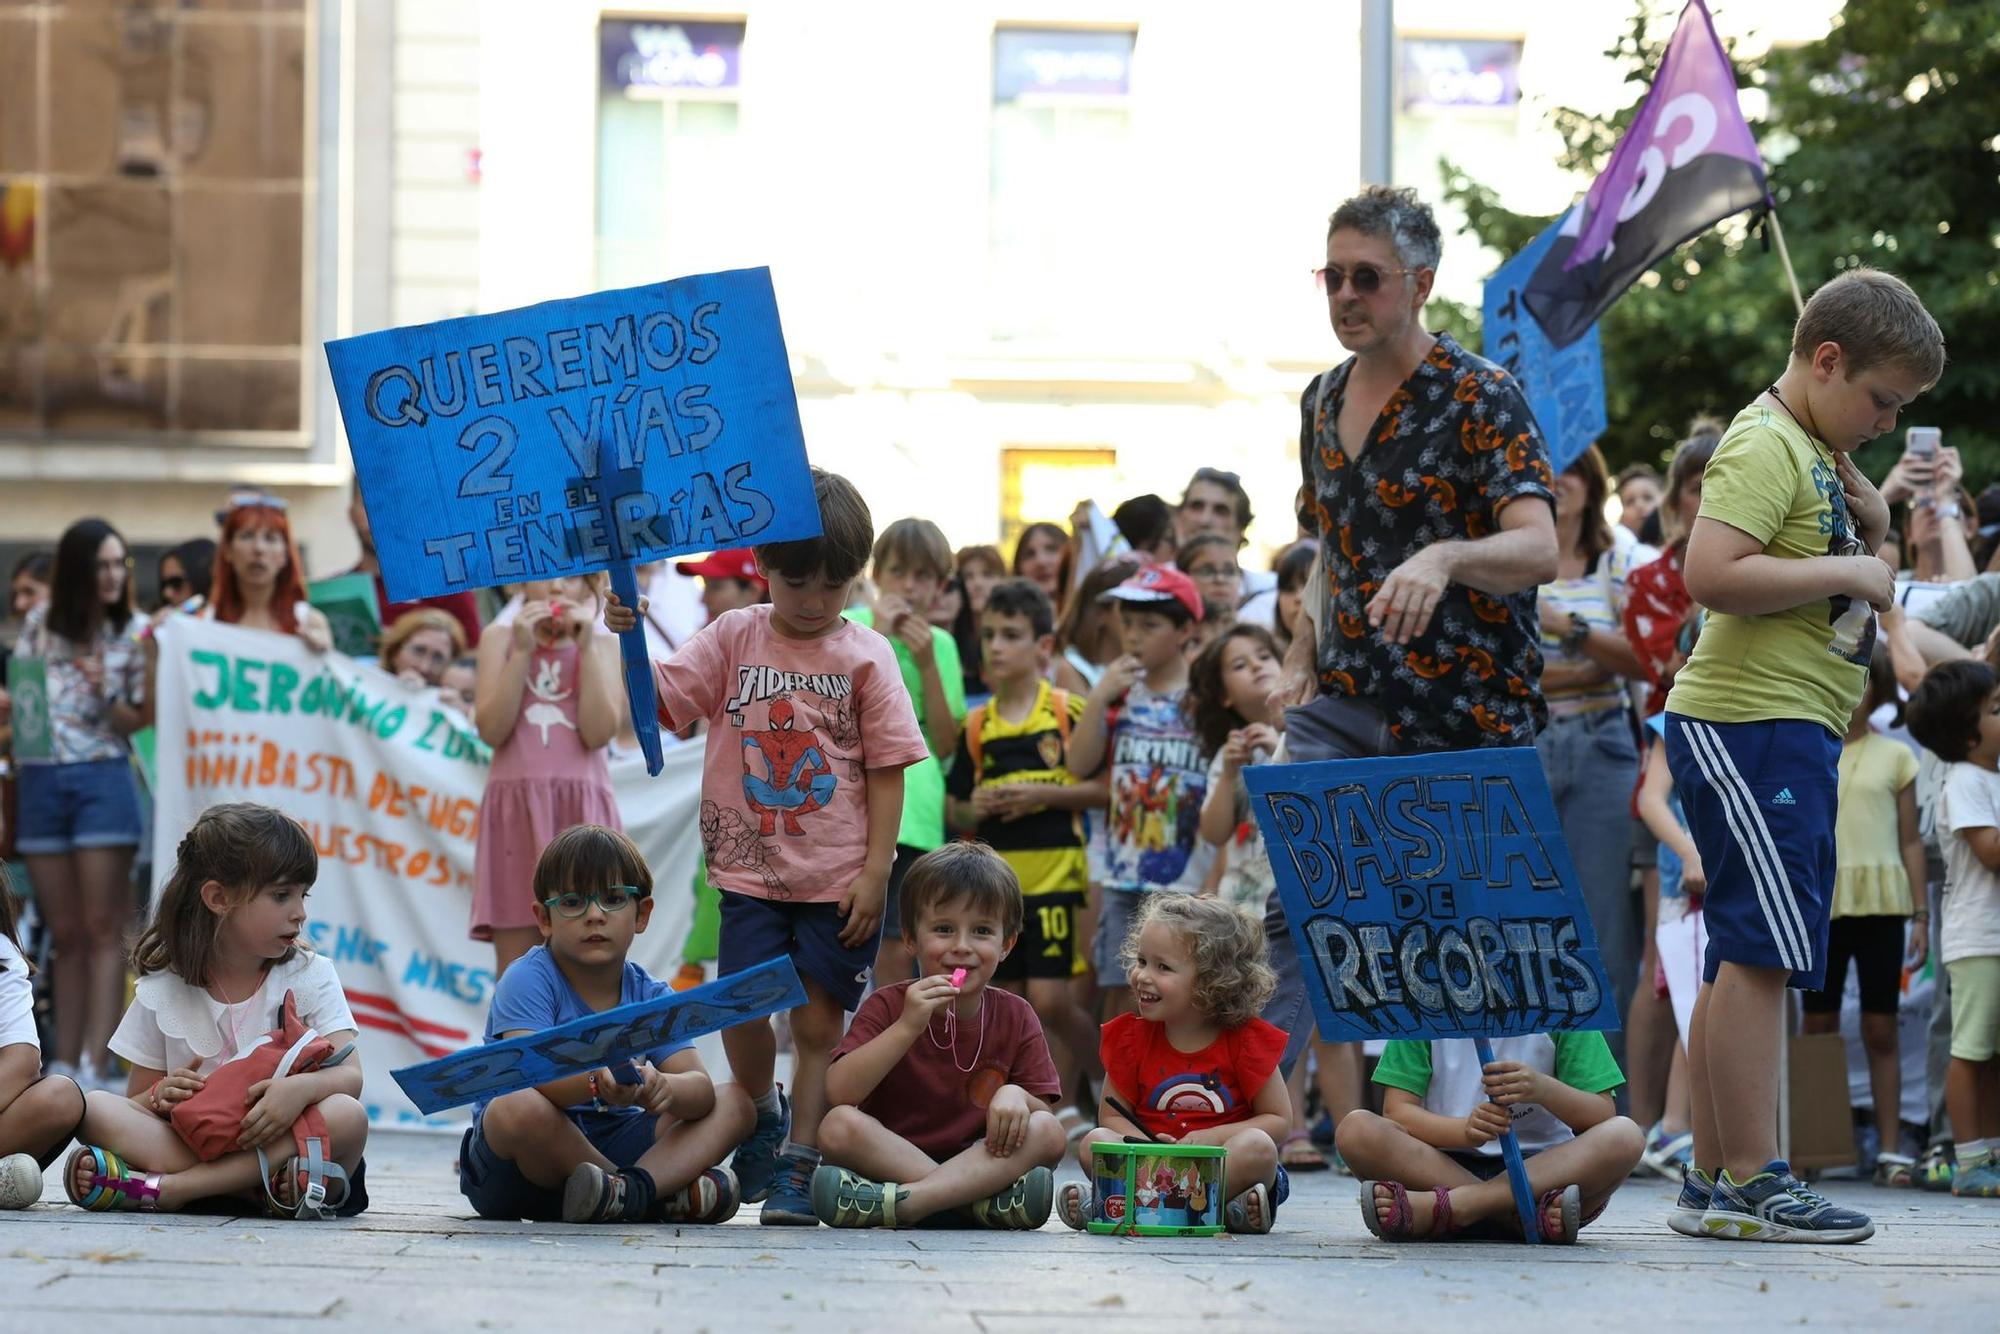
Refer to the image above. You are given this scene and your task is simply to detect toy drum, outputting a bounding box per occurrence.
[1086,1142,1227,1236]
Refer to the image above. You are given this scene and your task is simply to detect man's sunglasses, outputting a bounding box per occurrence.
[1313,264,1417,296]
[540,885,649,918]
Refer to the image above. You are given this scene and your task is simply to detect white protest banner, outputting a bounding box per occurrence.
[152,617,702,1126]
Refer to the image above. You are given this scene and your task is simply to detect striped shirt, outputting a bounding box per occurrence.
[1539,529,1653,719]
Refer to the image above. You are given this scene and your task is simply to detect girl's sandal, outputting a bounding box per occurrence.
[258,1141,351,1221]
[1280,1131,1330,1172]
[1357,1180,1454,1241]
[1056,1181,1092,1231]
[1536,1184,1582,1244]
[64,1146,163,1213]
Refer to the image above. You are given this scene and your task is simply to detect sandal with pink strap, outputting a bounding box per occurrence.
[1357,1180,1455,1241]
[64,1145,163,1213]
[1537,1184,1582,1244]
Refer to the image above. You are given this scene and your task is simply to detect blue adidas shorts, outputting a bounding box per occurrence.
[1664,714,1836,991]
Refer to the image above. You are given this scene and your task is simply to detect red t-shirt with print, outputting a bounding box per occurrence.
[832,981,1062,1160]
[1099,1012,1286,1140]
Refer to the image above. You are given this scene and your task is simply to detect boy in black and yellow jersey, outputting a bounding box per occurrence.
[948,579,1107,1118]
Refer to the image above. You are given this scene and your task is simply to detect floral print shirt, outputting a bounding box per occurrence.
[13,605,145,765]
[1297,332,1554,750]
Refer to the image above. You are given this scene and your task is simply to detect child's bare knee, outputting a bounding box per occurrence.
[1334,1108,1392,1160]
[1075,1127,1118,1171]
[817,1105,865,1159]
[712,1082,757,1133]
[27,1074,86,1130]
[482,1090,560,1149]
[790,1000,845,1054]
[1025,1111,1066,1165]
[1599,1115,1645,1166]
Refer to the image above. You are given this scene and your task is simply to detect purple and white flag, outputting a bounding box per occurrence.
[1523,0,1769,347]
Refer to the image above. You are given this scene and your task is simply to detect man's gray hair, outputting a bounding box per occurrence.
[1327,185,1443,272]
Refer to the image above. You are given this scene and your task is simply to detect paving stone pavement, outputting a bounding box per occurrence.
[4,1129,1997,1332]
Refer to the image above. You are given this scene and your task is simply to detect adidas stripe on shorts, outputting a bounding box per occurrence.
[1663,713,1836,991]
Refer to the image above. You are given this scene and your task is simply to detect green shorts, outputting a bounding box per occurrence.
[1947,955,2000,1062]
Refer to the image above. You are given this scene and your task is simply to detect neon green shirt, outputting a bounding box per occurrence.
[844,607,965,850]
[1665,404,1872,736]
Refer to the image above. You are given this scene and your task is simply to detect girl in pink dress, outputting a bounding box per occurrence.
[472,574,624,975]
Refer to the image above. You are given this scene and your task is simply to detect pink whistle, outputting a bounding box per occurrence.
[949,968,967,989]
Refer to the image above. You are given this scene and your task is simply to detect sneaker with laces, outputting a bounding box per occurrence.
[1667,1166,1715,1237]
[731,1087,791,1203]
[1951,1161,2000,1198]
[656,1166,741,1224]
[1701,1161,1875,1242]
[759,1152,819,1226]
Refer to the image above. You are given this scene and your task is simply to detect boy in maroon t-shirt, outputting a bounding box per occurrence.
[813,843,1066,1228]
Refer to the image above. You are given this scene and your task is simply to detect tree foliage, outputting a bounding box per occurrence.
[1442,0,2000,486]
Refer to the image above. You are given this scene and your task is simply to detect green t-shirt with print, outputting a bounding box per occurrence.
[1373,1031,1625,1100]
[1665,404,1872,736]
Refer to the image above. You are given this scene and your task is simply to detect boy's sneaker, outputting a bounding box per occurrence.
[731,1087,791,1203]
[759,1152,818,1226]
[1642,1126,1696,1182]
[1950,1161,2000,1198]
[809,1165,901,1228]
[561,1163,655,1224]
[1701,1162,1875,1243]
[1667,1166,1715,1237]
[970,1166,1054,1230]
[1919,1144,1957,1193]
[656,1166,741,1224]
[0,1153,44,1210]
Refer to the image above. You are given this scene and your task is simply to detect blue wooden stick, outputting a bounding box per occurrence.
[594,434,665,777]
[1474,1036,1541,1244]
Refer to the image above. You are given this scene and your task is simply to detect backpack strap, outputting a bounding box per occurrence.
[964,703,989,776]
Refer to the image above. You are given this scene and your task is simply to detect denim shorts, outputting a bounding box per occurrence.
[13,758,142,855]
[459,1110,659,1221]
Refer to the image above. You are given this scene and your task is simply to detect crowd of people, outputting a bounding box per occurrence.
[0,185,1988,1252]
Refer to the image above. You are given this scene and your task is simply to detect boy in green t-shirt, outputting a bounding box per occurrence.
[1335,1033,1640,1242]
[1664,269,1945,1244]
[847,518,967,986]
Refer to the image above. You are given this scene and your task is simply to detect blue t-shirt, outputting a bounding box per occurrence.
[471,945,689,1136]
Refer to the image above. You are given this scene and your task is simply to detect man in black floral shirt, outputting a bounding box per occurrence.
[1274,186,1558,756]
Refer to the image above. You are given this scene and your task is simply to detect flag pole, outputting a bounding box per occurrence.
[1767,209,1806,316]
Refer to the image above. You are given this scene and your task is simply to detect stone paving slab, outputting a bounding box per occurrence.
[3,1128,1996,1332]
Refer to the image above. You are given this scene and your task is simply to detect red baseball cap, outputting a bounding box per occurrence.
[675,549,766,586]
[1100,563,1204,622]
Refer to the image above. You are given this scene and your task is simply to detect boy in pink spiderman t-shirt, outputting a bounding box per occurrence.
[608,469,927,1225]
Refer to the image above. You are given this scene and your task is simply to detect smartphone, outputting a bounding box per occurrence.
[1907,426,1942,459]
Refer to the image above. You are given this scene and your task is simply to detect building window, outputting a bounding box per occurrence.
[595,17,746,289]
[999,446,1117,556]
[0,2,311,436]
[988,27,1137,343]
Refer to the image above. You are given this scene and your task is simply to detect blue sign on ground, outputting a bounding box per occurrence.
[1482,214,1607,475]
[391,956,806,1115]
[326,267,820,603]
[1245,748,1617,1045]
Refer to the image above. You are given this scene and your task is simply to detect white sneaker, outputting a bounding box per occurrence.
[0,1153,44,1209]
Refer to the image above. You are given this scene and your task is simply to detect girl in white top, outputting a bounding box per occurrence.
[64,804,367,1216]
[0,865,87,1207]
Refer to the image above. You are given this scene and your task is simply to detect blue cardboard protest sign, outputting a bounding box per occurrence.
[1244,748,1617,1045]
[326,267,820,603]
[390,956,806,1115]
[1483,214,1607,475]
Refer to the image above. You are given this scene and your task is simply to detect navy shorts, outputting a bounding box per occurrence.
[459,1109,659,1221]
[718,889,879,1012]
[13,758,142,856]
[1664,714,1836,990]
